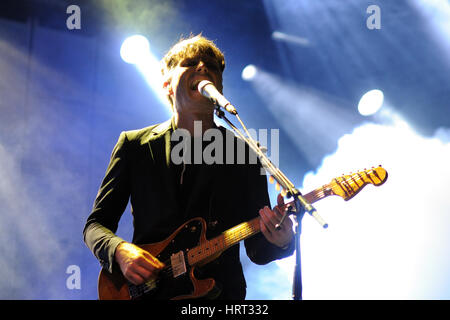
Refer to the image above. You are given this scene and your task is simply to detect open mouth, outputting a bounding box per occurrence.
[190,80,201,91]
[190,78,212,91]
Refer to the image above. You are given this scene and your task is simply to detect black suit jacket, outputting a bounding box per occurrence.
[83,118,294,299]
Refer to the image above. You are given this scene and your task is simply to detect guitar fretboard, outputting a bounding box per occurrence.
[186,217,260,265]
[186,190,322,266]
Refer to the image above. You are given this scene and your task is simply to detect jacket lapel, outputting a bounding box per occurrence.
[146,118,173,165]
[146,118,181,214]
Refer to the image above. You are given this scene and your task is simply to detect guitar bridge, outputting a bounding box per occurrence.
[128,278,157,299]
[170,251,187,278]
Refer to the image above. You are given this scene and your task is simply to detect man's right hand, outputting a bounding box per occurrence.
[114,242,164,285]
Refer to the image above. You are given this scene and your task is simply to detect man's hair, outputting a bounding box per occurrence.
[161,34,225,77]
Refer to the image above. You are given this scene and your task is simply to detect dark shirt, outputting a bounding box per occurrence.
[83,118,294,299]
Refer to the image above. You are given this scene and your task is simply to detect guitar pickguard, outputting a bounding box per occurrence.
[126,218,218,300]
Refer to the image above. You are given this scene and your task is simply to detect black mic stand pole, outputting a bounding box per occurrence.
[290,192,305,300]
[213,106,328,300]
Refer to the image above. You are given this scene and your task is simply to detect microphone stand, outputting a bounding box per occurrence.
[212,105,328,300]
[291,195,304,300]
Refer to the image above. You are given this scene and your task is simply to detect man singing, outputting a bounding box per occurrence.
[83,34,294,299]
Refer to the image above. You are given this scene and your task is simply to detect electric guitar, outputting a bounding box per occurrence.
[97,166,388,300]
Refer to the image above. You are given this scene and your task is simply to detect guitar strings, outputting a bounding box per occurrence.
[154,225,258,278]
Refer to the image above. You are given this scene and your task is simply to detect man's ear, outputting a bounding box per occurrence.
[162,78,174,108]
[163,79,173,96]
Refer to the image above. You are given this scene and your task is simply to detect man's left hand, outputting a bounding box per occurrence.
[259,194,294,248]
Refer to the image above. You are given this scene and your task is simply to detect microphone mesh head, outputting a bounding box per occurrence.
[197,80,213,94]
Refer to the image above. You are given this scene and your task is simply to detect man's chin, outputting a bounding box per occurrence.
[177,100,215,114]
[190,91,215,107]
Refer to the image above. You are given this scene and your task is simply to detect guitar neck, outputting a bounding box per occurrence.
[186,166,387,266]
[187,187,329,266]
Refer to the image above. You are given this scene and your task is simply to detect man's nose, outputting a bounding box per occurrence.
[195,61,208,73]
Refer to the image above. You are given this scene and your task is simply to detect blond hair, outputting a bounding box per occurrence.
[161,34,225,77]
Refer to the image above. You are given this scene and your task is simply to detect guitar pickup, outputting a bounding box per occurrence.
[170,251,187,278]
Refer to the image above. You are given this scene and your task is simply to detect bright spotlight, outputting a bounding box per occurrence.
[358,89,384,116]
[242,64,257,81]
[120,35,151,64]
[119,35,169,110]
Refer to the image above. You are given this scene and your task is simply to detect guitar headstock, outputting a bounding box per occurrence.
[329,165,388,201]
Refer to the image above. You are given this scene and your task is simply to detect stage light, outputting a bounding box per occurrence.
[243,67,360,166]
[120,35,169,110]
[272,31,310,47]
[242,64,257,81]
[120,35,151,64]
[358,89,384,116]
[411,0,450,57]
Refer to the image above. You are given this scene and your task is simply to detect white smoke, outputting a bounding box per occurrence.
[275,118,450,299]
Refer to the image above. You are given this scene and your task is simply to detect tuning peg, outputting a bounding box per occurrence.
[281,189,287,197]
[269,176,275,184]
[275,183,280,191]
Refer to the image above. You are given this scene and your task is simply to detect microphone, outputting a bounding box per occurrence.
[197,80,237,115]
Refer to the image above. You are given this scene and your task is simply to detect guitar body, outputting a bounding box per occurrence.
[98,217,221,300]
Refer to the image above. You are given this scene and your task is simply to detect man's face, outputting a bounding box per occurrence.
[164,52,223,115]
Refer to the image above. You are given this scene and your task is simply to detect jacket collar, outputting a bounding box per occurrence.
[146,117,175,168]
[147,116,225,165]
[149,117,176,140]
